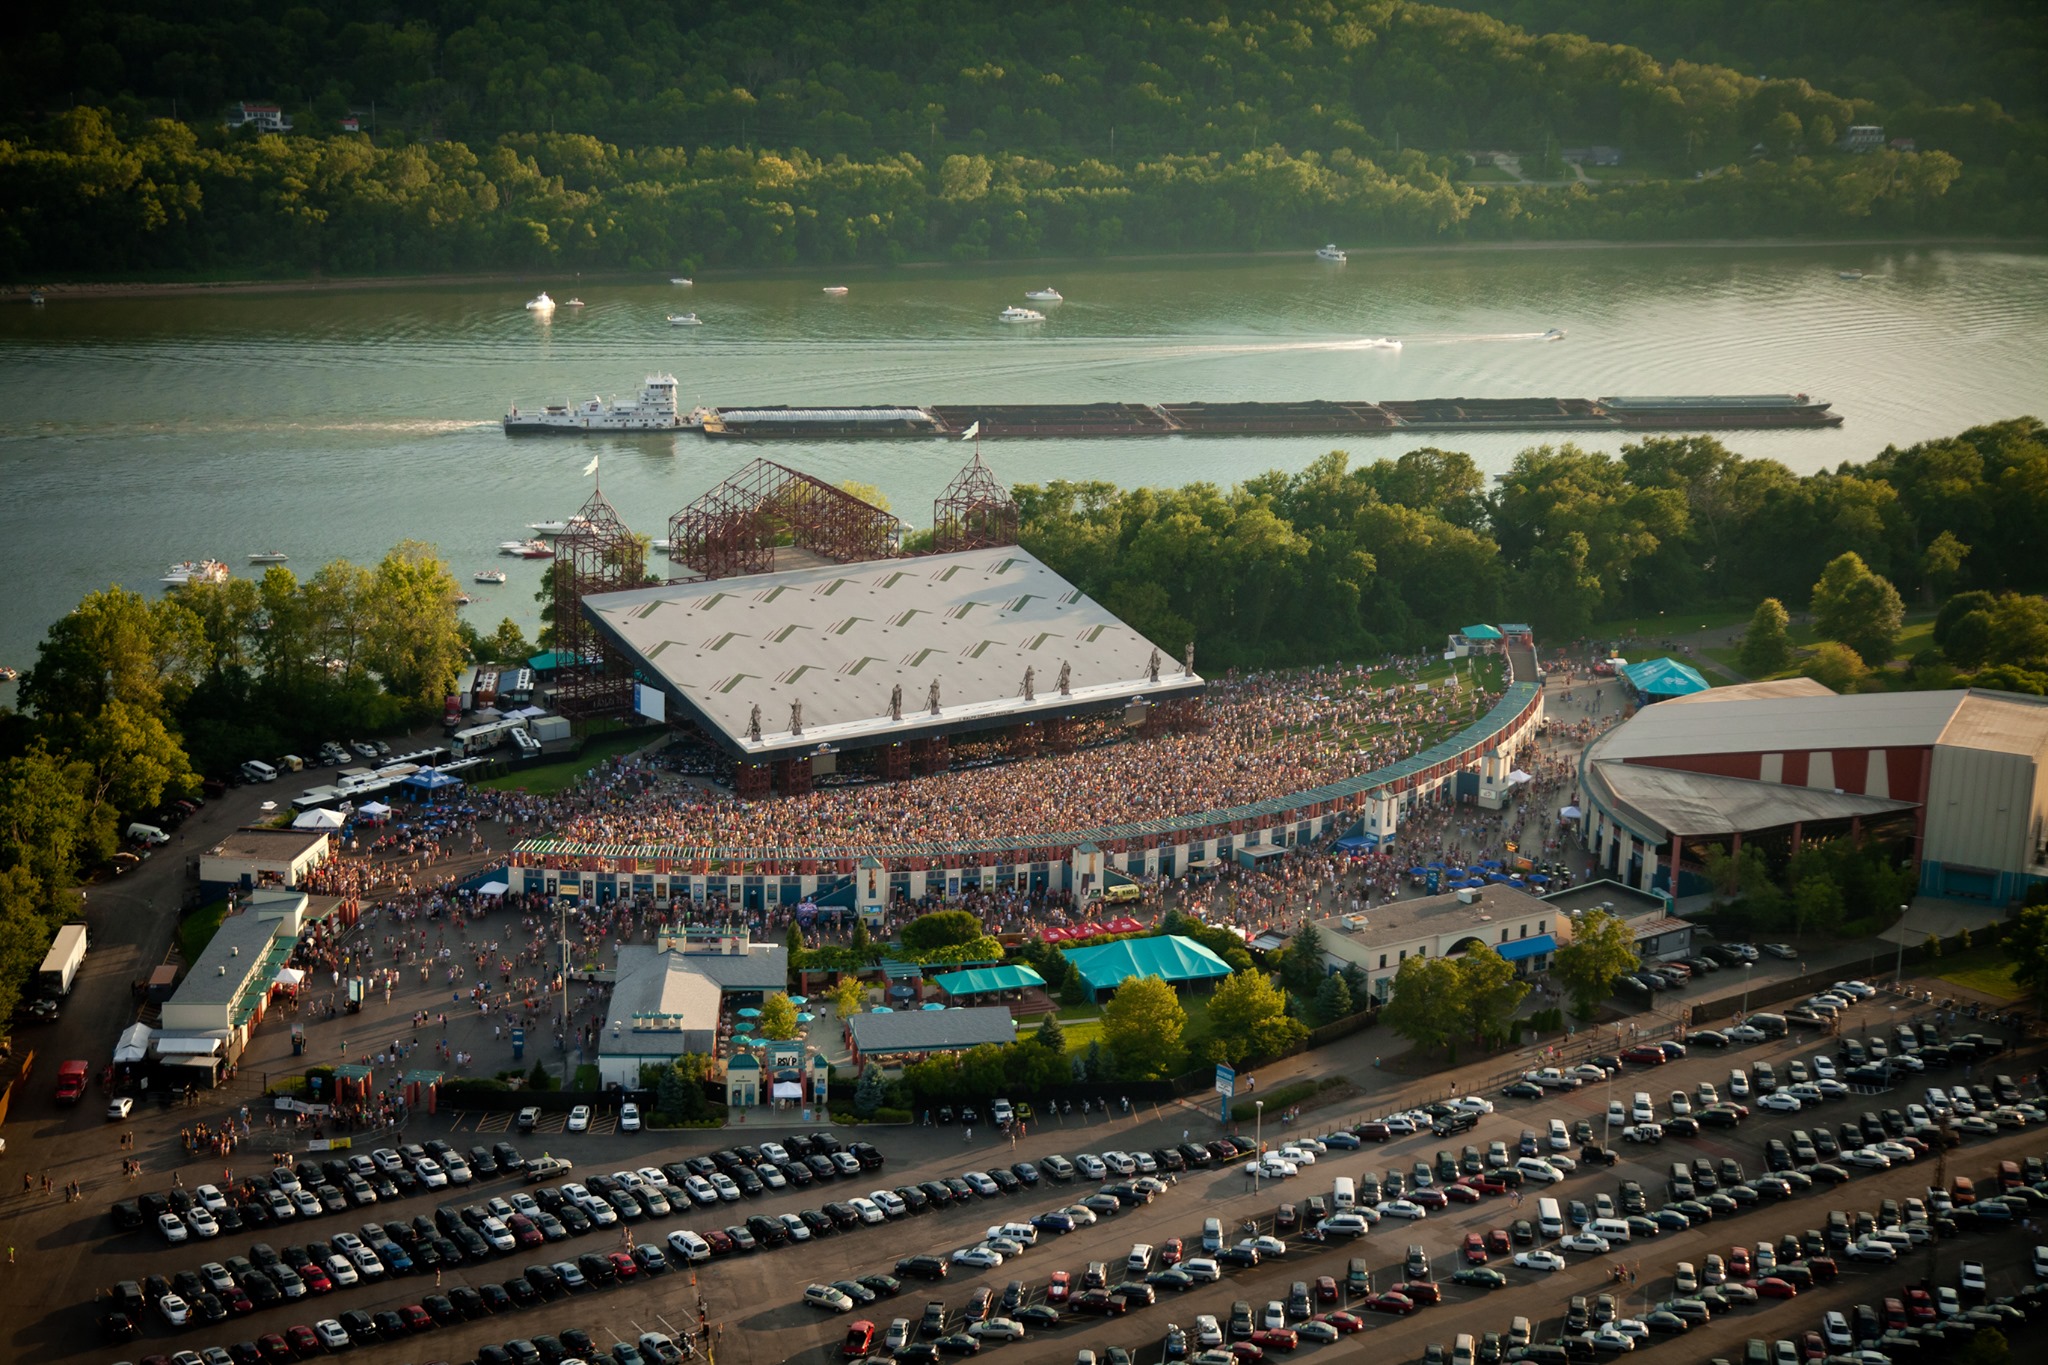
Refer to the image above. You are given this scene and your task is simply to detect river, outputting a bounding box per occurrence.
[2,242,2044,675]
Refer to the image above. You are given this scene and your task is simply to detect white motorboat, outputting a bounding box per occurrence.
[564,297,585,308]
[503,374,685,435]
[499,539,553,558]
[668,312,703,326]
[474,569,508,584]
[247,550,290,564]
[671,277,693,285]
[1024,287,1063,302]
[822,285,849,295]
[1837,270,1865,281]
[525,291,556,311]
[454,590,473,606]
[1543,327,1567,341]
[163,559,230,589]
[528,517,593,536]
[0,665,17,682]
[999,306,1046,323]
[1316,244,1348,262]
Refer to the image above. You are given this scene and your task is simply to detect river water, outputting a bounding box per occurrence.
[2,243,2044,674]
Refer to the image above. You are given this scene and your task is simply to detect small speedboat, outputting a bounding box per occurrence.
[999,306,1045,324]
[528,517,591,535]
[474,569,508,584]
[163,559,230,589]
[822,285,849,295]
[247,550,290,564]
[1837,270,1865,281]
[1316,244,1347,262]
[525,292,556,311]
[564,297,585,308]
[498,540,531,555]
[0,665,19,682]
[1024,287,1063,302]
[515,539,553,559]
[454,590,473,606]
[1542,327,1567,341]
[668,312,703,326]
[671,277,693,286]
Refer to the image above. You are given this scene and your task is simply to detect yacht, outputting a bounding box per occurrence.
[163,559,230,589]
[503,374,685,435]
[525,291,556,311]
[667,312,703,326]
[822,285,850,295]
[247,551,290,564]
[474,569,508,584]
[1316,244,1348,262]
[1024,287,1063,302]
[999,306,1046,324]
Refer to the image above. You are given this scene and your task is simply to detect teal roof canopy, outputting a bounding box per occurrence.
[1621,657,1711,698]
[932,964,1046,996]
[1460,624,1504,640]
[1062,934,1233,991]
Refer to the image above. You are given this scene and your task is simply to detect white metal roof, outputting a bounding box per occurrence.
[1595,689,1969,760]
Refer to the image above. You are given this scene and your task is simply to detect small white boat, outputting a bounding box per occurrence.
[998,306,1046,324]
[499,539,553,558]
[247,550,290,564]
[1316,244,1348,262]
[454,590,473,606]
[1837,270,1865,281]
[474,569,508,584]
[1024,287,1063,302]
[528,517,592,535]
[564,297,585,308]
[525,292,556,311]
[163,559,230,589]
[671,277,693,286]
[28,291,45,306]
[822,285,849,295]
[668,312,703,326]
[0,665,17,682]
[1543,327,1567,341]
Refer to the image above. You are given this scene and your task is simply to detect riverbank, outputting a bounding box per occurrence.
[5,234,2035,301]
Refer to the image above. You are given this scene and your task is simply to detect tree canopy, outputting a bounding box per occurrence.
[1100,975,1186,1080]
[1551,909,1640,1017]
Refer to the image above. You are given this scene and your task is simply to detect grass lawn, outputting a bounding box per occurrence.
[1458,165,1518,183]
[1587,608,1752,640]
[1936,944,2024,1001]
[473,726,655,795]
[1019,993,1215,1065]
[177,900,228,963]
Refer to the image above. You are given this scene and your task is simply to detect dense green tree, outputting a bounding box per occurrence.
[758,992,800,1040]
[1381,954,1463,1053]
[1277,924,1328,1002]
[1802,640,1870,693]
[1791,876,1847,936]
[1811,552,1905,665]
[1552,910,1641,1017]
[898,909,984,956]
[1101,975,1186,1080]
[1736,598,1796,676]
[1455,945,1530,1043]
[2007,905,2048,1003]
[1206,970,1308,1064]
[1312,972,1355,1026]
[1033,1013,1067,1054]
[480,617,531,665]
[852,1062,888,1117]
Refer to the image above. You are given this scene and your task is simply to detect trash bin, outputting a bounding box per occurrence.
[511,1028,525,1061]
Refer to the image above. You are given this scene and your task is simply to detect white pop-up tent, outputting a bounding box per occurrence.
[293,807,346,830]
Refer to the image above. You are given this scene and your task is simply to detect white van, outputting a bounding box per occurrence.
[1537,1197,1563,1239]
[1453,1334,1476,1365]
[126,822,169,846]
[1202,1218,1223,1253]
[1630,1092,1655,1123]
[1547,1118,1570,1151]
[241,759,278,783]
[1331,1176,1356,1210]
[1127,1243,1155,1275]
[1589,1217,1633,1244]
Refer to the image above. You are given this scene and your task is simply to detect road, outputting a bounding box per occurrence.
[24,980,2044,1365]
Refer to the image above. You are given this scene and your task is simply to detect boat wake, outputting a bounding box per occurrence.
[1411,329,1567,343]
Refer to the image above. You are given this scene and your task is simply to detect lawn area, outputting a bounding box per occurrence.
[472,725,655,795]
[177,900,228,964]
[1937,944,2024,1001]
[1587,608,1752,640]
[1457,165,1518,183]
[1018,993,1215,1065]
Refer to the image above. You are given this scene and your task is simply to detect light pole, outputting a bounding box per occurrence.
[1254,1100,1265,1195]
[1741,963,1753,1019]
[1893,904,1910,986]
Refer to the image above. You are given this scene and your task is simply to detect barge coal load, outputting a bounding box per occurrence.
[679,392,1843,440]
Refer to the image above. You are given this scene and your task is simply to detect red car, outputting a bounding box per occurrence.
[1904,1288,1935,1323]
[1160,1237,1183,1267]
[1727,1248,1752,1278]
[842,1320,876,1359]
[1444,1184,1481,1204]
[1463,1233,1489,1265]
[1486,1228,1512,1255]
[1398,1281,1442,1305]
[221,1286,254,1316]
[1411,1187,1450,1208]
[1755,1277,1799,1299]
[297,1263,333,1294]
[1249,1329,1299,1352]
[1229,1344,1265,1363]
[1315,1276,1338,1304]
[608,1251,639,1280]
[256,1334,292,1363]
[399,1304,433,1332]
[1460,1175,1508,1196]
[1362,1292,1415,1315]
[285,1326,321,1357]
[703,1228,735,1255]
[1317,1311,1366,1334]
[1046,1271,1071,1303]
[1623,1044,1668,1064]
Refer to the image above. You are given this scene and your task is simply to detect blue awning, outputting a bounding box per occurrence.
[1497,933,1557,962]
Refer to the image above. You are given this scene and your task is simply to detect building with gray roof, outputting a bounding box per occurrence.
[847,1006,1017,1067]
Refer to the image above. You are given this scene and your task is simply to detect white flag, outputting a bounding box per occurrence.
[581,454,600,478]
[960,420,981,441]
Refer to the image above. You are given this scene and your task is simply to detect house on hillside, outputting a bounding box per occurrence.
[226,103,293,133]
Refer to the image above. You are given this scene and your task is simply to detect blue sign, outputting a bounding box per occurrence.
[1214,1064,1236,1097]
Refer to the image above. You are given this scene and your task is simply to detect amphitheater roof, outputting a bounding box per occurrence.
[582,545,1202,758]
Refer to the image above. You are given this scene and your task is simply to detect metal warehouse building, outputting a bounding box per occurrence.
[1577,679,2048,903]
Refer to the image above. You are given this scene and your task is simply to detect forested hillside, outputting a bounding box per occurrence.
[1,0,2037,278]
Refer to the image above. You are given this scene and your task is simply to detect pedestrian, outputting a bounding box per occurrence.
[965,1126,973,1143]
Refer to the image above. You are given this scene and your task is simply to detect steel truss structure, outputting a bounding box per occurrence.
[668,457,901,581]
[930,451,1019,553]
[552,485,649,715]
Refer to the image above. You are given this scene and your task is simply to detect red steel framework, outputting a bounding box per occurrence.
[552,485,652,715]
[930,451,1019,553]
[667,457,901,582]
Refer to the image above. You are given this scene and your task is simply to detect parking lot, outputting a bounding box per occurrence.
[29,978,2044,1365]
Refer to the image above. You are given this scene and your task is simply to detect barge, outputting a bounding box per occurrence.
[698,393,1841,439]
